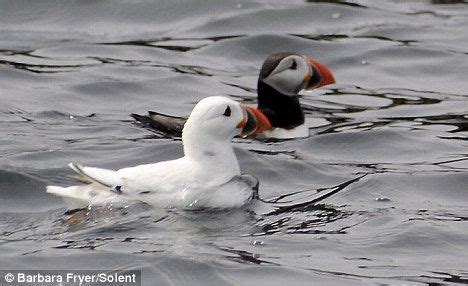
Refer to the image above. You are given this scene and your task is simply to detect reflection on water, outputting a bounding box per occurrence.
[1,0,467,285]
[431,0,466,4]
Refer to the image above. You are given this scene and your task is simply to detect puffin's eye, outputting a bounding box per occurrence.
[223,106,231,117]
[290,60,297,70]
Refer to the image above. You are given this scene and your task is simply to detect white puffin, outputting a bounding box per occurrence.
[46,96,270,210]
[133,52,335,139]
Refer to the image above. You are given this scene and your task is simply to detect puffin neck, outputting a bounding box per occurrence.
[257,80,305,129]
[181,121,240,177]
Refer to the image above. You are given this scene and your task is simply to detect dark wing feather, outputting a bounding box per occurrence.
[131,111,187,137]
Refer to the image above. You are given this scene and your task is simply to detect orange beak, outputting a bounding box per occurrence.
[237,104,272,137]
[305,57,336,90]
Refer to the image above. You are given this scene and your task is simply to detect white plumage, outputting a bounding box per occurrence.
[260,125,309,139]
[47,96,258,209]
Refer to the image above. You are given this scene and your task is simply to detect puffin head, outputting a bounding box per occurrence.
[259,52,335,96]
[255,53,335,130]
[183,96,271,141]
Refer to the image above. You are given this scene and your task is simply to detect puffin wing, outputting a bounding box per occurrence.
[68,163,121,188]
[131,111,187,137]
[235,174,260,198]
[46,161,184,209]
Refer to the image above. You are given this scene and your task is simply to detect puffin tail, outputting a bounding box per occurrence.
[131,113,152,126]
[46,164,125,210]
[46,185,92,209]
[132,111,186,137]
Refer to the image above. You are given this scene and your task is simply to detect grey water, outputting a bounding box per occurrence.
[1,0,467,285]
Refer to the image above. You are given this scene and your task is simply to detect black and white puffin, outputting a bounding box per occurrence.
[132,52,335,139]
